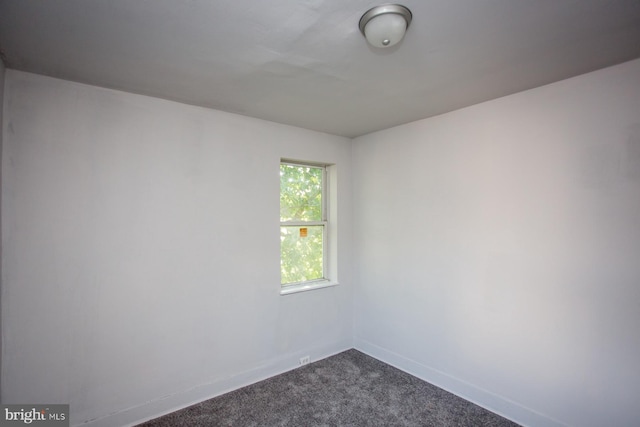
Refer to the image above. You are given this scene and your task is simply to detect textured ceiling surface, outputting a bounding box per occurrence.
[1,0,639,137]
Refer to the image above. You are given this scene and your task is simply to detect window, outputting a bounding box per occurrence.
[280,160,334,294]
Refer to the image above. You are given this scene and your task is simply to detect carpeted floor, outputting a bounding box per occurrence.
[139,349,521,426]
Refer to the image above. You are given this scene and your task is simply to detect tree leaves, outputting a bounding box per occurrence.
[280,164,325,284]
[280,164,322,222]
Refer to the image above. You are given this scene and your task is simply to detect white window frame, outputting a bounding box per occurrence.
[280,159,337,295]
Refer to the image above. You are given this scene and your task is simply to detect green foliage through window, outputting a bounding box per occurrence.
[280,162,326,285]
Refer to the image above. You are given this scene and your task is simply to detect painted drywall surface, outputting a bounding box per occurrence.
[353,59,640,427]
[1,70,353,425]
[0,58,5,395]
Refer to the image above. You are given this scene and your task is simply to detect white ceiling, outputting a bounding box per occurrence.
[1,0,639,138]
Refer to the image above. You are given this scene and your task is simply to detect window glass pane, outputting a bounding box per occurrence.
[281,225,324,284]
[280,164,322,222]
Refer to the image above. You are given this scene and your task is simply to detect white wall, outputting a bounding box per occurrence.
[4,59,640,427]
[0,58,5,391]
[353,58,640,427]
[1,70,353,426]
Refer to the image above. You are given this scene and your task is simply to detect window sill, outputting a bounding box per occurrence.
[280,280,338,295]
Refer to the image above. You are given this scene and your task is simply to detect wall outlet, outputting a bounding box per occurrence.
[299,356,310,366]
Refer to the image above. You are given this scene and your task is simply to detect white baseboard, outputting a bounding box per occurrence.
[78,339,565,427]
[354,338,567,427]
[79,341,352,427]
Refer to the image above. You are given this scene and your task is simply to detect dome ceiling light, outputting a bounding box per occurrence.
[359,4,413,48]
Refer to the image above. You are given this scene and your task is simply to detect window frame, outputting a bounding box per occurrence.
[280,159,336,295]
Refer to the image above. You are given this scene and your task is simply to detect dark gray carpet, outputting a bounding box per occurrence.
[139,349,520,426]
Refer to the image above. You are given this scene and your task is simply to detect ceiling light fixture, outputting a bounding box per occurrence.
[359,4,412,48]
